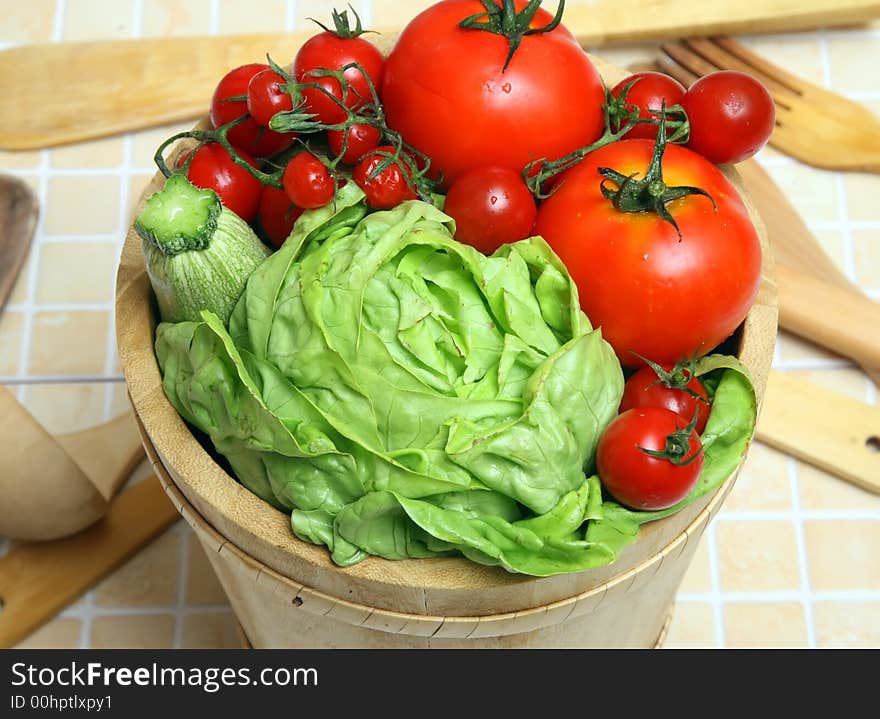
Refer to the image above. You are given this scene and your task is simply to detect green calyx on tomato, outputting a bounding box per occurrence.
[633,351,708,403]
[598,110,716,241]
[458,0,566,72]
[307,4,373,39]
[524,86,689,199]
[637,410,703,467]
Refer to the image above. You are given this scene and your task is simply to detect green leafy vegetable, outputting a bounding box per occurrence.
[155,183,757,576]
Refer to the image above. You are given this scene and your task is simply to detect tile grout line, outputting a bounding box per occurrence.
[98,0,145,422]
[10,0,65,396]
[52,0,66,40]
[209,0,220,34]
[787,457,818,648]
[12,149,49,402]
[0,374,125,385]
[103,129,134,421]
[50,0,100,648]
[704,520,726,648]
[717,508,880,521]
[818,31,857,286]
[171,525,191,649]
[71,604,232,618]
[678,589,880,602]
[361,0,373,28]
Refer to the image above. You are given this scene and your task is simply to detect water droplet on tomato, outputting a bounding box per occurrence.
[490,195,498,206]
[501,83,512,94]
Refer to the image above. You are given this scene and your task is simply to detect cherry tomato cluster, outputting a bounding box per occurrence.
[597,357,709,511]
[610,69,775,164]
[160,7,430,249]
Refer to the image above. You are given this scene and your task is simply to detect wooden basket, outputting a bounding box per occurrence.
[115,54,777,649]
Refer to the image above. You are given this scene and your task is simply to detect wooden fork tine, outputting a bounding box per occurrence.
[654,54,700,88]
[682,37,801,102]
[710,36,808,95]
[659,41,719,80]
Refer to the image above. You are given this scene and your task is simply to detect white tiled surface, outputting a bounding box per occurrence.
[1,1,878,649]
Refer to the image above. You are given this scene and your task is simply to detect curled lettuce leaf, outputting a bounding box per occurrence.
[155,184,757,576]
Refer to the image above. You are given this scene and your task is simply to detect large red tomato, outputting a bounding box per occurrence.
[381,0,605,188]
[534,139,762,367]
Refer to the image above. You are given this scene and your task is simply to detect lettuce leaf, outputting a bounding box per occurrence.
[155,186,756,577]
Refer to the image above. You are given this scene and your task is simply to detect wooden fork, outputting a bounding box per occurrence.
[651,36,880,173]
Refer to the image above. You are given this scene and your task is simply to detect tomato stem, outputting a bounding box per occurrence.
[152,58,440,205]
[459,0,565,72]
[307,4,374,39]
[524,84,690,199]
[638,411,703,466]
[597,109,716,241]
[631,351,710,403]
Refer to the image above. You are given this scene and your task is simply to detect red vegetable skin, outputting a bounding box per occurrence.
[597,407,704,511]
[327,123,382,165]
[534,139,762,367]
[210,64,295,158]
[620,364,710,435]
[444,165,537,254]
[682,70,776,165]
[352,146,418,209]
[258,185,303,249]
[185,143,263,223]
[293,23,385,125]
[246,69,294,129]
[611,71,686,140]
[381,0,605,188]
[282,153,335,209]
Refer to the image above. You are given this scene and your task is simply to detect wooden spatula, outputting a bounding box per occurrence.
[739,160,880,386]
[0,385,145,541]
[0,476,179,648]
[0,175,37,312]
[2,0,880,149]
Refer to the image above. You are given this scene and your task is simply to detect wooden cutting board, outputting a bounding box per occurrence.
[1,0,879,149]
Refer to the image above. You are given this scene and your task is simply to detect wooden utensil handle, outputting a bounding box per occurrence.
[756,370,880,495]
[776,264,880,373]
[0,476,179,648]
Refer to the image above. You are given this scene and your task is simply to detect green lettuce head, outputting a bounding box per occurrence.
[155,183,755,576]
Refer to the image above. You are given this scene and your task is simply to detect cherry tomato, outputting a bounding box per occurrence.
[258,185,304,249]
[184,143,263,223]
[597,407,704,511]
[292,21,385,125]
[620,362,710,435]
[381,0,605,188]
[327,123,382,165]
[682,70,775,164]
[246,69,294,129]
[210,64,295,158]
[611,71,686,140]
[443,166,537,254]
[282,152,335,209]
[533,139,762,367]
[352,146,418,209]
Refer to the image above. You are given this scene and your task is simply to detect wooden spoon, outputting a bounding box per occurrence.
[0,385,144,541]
[0,175,37,313]
[738,160,880,386]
